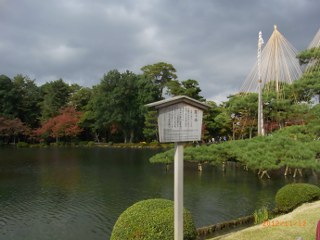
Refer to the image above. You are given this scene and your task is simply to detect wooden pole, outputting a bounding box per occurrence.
[257,31,265,136]
[258,79,263,136]
[174,142,184,240]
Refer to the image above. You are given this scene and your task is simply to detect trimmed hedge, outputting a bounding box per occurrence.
[110,198,197,240]
[275,183,320,212]
[16,141,29,148]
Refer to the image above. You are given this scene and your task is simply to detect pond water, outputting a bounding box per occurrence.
[0,147,318,240]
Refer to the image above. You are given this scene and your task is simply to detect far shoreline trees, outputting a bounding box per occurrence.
[0,62,207,144]
[0,47,320,145]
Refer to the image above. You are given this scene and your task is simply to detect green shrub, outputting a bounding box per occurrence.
[16,141,29,148]
[87,141,95,147]
[275,183,320,212]
[149,141,160,146]
[110,198,197,240]
[253,207,269,224]
[50,142,65,147]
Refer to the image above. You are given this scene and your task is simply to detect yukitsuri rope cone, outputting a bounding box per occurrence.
[240,25,302,96]
[304,28,320,73]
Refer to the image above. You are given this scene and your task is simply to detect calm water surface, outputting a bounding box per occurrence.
[0,147,318,240]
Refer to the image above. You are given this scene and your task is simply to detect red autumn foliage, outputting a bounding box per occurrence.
[0,116,28,136]
[36,106,83,140]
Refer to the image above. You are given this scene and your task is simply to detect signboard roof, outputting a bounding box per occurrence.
[145,95,210,111]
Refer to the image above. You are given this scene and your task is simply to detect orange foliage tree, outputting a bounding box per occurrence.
[0,116,29,143]
[36,106,83,142]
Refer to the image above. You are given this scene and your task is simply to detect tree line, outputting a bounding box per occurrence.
[0,62,205,144]
[0,46,319,145]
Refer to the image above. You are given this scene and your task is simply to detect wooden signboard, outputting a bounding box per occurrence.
[146,95,209,143]
[146,96,209,240]
[158,103,203,142]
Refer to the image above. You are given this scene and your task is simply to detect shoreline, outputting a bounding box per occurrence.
[207,200,320,240]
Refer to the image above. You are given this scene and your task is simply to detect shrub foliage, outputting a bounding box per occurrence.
[275,183,320,212]
[110,198,197,240]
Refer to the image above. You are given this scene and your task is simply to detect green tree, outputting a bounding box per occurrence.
[297,47,320,69]
[167,79,204,101]
[40,79,71,121]
[0,75,17,117]
[12,74,41,128]
[202,101,222,141]
[143,110,158,142]
[141,62,177,97]
[180,79,204,100]
[293,71,320,103]
[70,87,92,111]
[166,80,184,96]
[295,47,320,102]
[136,75,162,141]
[227,93,258,139]
[87,70,159,143]
[214,109,232,139]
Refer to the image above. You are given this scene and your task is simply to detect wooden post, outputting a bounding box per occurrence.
[316,220,320,240]
[145,96,209,240]
[174,142,184,240]
[198,163,203,172]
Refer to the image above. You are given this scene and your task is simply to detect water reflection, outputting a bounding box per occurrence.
[0,147,318,240]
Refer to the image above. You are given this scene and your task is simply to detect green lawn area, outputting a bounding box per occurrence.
[209,200,320,240]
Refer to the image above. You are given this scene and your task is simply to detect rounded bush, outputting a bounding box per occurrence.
[16,141,29,148]
[110,198,197,240]
[275,183,320,212]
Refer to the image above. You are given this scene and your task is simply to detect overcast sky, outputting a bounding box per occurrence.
[0,0,319,103]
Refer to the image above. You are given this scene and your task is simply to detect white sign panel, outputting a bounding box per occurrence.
[158,103,203,143]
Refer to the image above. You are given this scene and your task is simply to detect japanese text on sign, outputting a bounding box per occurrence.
[158,103,203,142]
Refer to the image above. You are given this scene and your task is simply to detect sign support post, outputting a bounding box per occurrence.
[174,142,184,240]
[146,96,209,240]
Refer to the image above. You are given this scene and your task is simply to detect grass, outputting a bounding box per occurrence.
[209,200,320,240]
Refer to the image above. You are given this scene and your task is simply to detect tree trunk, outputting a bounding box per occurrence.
[123,130,128,143]
[94,131,100,143]
[129,130,134,143]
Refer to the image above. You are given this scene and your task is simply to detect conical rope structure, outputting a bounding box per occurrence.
[229,26,303,139]
[305,28,320,73]
[240,25,302,96]
[308,28,320,49]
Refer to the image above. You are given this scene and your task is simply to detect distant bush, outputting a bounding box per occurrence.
[87,141,95,147]
[16,142,29,148]
[76,141,88,146]
[149,141,160,146]
[110,198,197,240]
[50,142,65,147]
[275,183,320,212]
[39,142,49,148]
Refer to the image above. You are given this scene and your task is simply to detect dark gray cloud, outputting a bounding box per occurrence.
[0,0,319,102]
